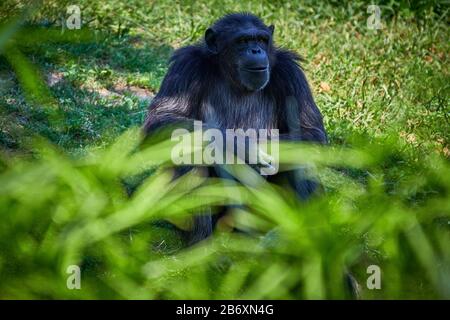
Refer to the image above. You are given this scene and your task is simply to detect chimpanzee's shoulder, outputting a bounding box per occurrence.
[169,44,214,70]
[272,48,303,73]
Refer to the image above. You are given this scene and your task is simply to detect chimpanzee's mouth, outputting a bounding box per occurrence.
[243,66,268,72]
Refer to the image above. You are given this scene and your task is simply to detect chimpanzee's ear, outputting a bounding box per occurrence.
[205,28,218,53]
[268,25,275,35]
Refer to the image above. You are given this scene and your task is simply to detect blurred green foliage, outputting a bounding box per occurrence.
[0,130,449,299]
[0,0,449,299]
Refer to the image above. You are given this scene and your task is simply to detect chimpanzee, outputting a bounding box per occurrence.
[144,13,327,244]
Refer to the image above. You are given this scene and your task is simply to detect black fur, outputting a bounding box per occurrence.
[144,13,327,243]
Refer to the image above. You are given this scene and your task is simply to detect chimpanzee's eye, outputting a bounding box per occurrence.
[258,36,269,44]
[238,36,258,45]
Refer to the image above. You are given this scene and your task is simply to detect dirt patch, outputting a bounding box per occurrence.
[113,83,154,102]
[46,71,64,87]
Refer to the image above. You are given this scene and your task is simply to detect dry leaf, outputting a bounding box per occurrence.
[320,81,331,93]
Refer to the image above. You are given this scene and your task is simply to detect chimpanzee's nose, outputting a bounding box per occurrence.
[251,48,262,54]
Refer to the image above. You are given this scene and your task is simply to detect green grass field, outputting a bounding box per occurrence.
[0,0,449,299]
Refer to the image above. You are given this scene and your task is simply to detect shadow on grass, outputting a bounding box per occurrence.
[0,30,175,154]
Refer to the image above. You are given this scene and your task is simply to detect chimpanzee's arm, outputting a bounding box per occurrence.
[272,50,327,144]
[144,45,209,136]
[270,50,328,199]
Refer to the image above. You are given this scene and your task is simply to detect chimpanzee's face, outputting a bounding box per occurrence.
[205,24,274,92]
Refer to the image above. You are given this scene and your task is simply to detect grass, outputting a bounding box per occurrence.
[0,0,449,299]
